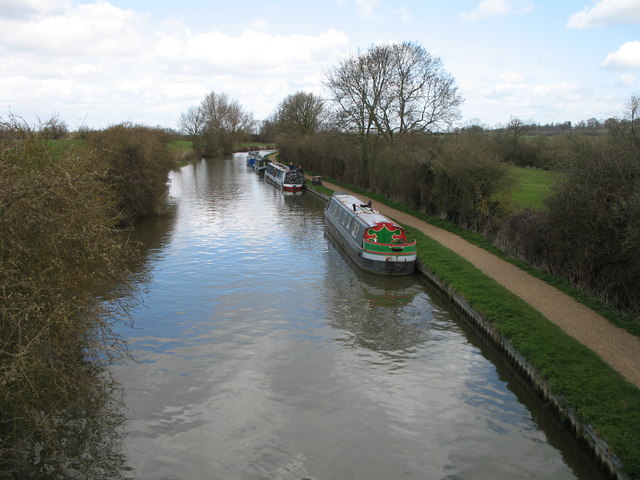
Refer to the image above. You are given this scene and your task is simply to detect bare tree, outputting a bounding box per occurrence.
[506,116,529,141]
[39,114,69,140]
[272,91,326,136]
[626,94,639,140]
[179,106,207,155]
[199,91,255,156]
[324,41,463,140]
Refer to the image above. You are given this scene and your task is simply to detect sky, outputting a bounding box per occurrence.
[1,0,639,131]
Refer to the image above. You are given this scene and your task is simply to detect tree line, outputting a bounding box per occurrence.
[0,117,176,478]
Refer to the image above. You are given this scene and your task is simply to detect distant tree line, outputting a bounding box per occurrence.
[0,117,176,478]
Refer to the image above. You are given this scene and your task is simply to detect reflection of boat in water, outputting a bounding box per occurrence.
[264,162,305,192]
[363,283,415,307]
[323,259,429,353]
[324,193,416,275]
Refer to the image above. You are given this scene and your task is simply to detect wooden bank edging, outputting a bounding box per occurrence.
[305,184,629,479]
[417,260,628,480]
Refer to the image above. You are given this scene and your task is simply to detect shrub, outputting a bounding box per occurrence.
[87,123,176,223]
[545,137,640,313]
[0,119,135,478]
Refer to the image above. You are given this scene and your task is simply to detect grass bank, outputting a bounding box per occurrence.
[510,166,559,210]
[306,176,640,479]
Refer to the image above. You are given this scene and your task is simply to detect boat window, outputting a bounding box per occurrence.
[340,209,349,225]
[349,221,360,238]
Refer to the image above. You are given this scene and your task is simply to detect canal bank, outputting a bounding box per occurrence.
[306,178,640,480]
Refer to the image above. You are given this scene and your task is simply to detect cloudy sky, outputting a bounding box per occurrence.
[1,0,638,130]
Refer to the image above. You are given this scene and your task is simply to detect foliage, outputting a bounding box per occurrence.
[0,118,135,479]
[420,133,514,232]
[267,91,326,138]
[545,135,640,313]
[38,114,69,140]
[280,130,514,234]
[87,123,176,224]
[179,91,255,157]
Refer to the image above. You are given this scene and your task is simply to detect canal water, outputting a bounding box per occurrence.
[113,155,606,479]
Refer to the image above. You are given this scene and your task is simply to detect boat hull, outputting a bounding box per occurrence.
[324,212,416,275]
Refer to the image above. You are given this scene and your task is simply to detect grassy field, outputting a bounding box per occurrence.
[510,166,560,210]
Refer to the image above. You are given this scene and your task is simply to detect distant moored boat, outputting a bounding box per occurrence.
[264,162,305,192]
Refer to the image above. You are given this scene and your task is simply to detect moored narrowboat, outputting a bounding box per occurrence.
[246,151,258,167]
[324,193,417,275]
[264,162,305,192]
[254,155,270,172]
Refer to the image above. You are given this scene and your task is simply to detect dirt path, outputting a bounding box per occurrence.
[315,180,640,389]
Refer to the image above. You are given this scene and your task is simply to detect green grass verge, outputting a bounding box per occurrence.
[308,173,640,476]
[510,166,560,210]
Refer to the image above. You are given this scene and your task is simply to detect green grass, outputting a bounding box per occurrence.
[510,166,560,210]
[167,140,193,152]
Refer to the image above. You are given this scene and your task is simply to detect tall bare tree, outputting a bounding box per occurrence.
[324,41,463,140]
[179,106,207,155]
[626,94,639,141]
[273,91,326,136]
[179,91,255,157]
[200,91,255,156]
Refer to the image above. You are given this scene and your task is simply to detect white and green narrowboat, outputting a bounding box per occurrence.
[324,193,417,275]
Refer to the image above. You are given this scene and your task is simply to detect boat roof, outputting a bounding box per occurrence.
[268,161,289,171]
[331,193,400,228]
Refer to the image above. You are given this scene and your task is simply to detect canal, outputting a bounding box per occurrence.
[113,154,607,479]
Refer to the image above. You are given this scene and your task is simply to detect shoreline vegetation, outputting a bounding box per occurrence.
[303,174,640,479]
[0,121,176,479]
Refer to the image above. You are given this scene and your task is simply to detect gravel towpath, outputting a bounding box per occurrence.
[317,181,640,389]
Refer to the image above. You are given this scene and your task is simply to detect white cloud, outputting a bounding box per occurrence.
[355,0,380,18]
[567,0,640,28]
[153,28,350,78]
[460,0,533,22]
[0,1,351,128]
[0,1,144,56]
[617,73,637,86]
[392,7,411,23]
[498,71,528,83]
[602,41,640,69]
[249,17,268,30]
[0,0,71,19]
